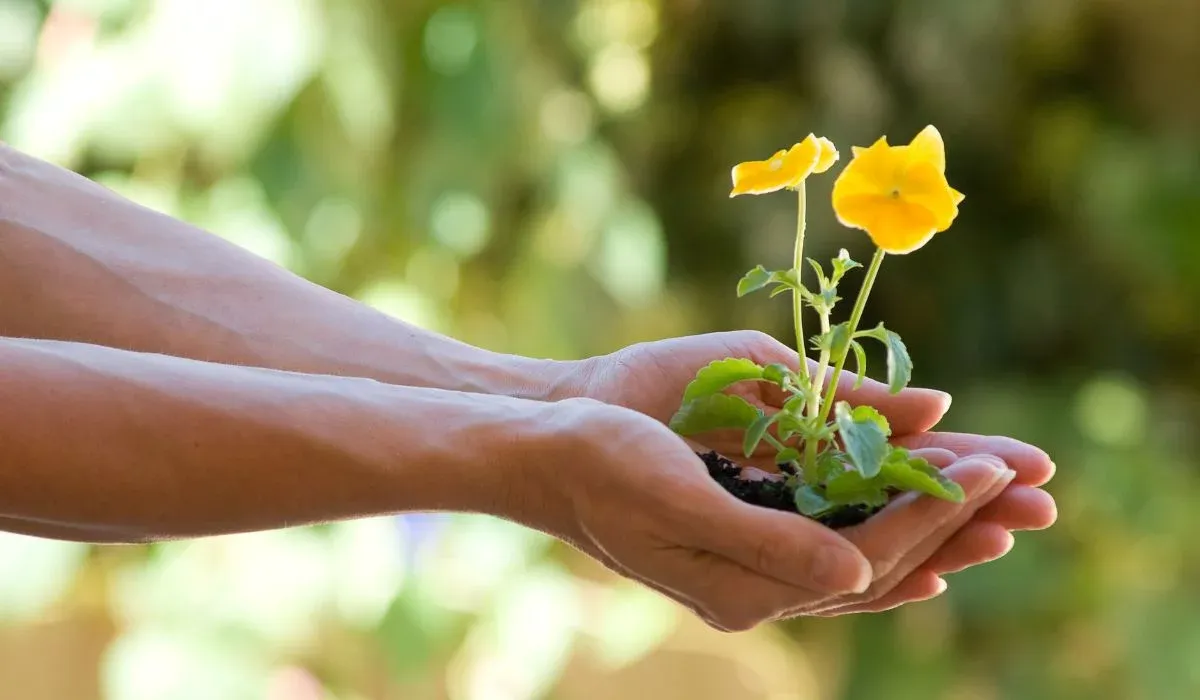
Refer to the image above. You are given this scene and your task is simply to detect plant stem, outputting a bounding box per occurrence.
[803,310,832,477]
[792,184,808,372]
[817,247,886,425]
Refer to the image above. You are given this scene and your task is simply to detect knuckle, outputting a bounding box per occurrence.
[752,537,787,577]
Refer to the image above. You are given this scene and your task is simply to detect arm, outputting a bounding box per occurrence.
[0,335,1018,629]
[0,336,562,542]
[0,144,577,400]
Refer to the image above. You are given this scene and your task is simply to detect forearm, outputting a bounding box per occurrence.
[0,337,576,542]
[0,144,583,400]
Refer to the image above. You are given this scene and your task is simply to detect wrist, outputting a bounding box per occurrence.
[475,396,623,531]
[466,351,590,403]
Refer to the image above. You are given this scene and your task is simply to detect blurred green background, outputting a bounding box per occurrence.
[1,0,1199,698]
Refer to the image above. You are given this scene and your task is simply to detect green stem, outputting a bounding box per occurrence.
[817,247,886,425]
[803,311,832,477]
[792,184,808,372]
[763,433,787,453]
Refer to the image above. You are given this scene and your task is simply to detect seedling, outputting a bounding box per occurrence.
[669,127,967,527]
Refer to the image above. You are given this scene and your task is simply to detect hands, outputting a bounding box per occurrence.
[517,398,1021,630]
[560,330,1056,619]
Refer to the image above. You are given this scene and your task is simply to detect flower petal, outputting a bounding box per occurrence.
[831,137,902,205]
[834,195,940,254]
[813,136,839,174]
[730,137,822,197]
[907,125,946,173]
[782,135,822,183]
[730,149,791,197]
[900,161,959,232]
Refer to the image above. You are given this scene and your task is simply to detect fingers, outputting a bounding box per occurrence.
[841,456,1014,581]
[829,374,951,436]
[794,456,1014,617]
[909,447,957,467]
[674,482,872,596]
[894,432,1055,487]
[731,330,951,437]
[920,521,1015,575]
[813,570,947,617]
[908,445,1057,530]
[974,485,1057,531]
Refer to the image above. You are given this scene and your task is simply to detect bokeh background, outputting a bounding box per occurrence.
[2,0,1199,698]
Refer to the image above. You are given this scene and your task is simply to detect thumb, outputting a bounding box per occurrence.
[680,485,872,595]
[733,330,951,436]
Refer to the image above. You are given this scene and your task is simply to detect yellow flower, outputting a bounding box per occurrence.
[831,125,964,254]
[730,134,839,197]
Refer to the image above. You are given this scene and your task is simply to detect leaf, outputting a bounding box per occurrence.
[814,449,849,483]
[849,404,891,434]
[833,402,891,478]
[831,250,862,283]
[743,412,779,458]
[858,324,913,394]
[848,340,868,390]
[879,449,965,502]
[681,358,764,403]
[775,447,801,465]
[794,485,835,517]
[823,470,892,508]
[736,265,774,297]
[669,394,762,435]
[782,394,807,416]
[806,258,829,289]
[812,322,851,356]
[761,363,790,386]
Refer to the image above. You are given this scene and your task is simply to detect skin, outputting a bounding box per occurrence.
[0,143,1055,629]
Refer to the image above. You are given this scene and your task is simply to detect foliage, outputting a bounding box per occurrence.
[671,127,962,514]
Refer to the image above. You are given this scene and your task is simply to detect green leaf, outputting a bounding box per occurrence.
[833,402,891,478]
[830,249,862,283]
[769,283,797,298]
[814,449,849,483]
[775,447,801,465]
[761,363,790,386]
[736,266,774,297]
[743,412,779,458]
[812,322,852,356]
[669,394,762,435]
[782,394,807,415]
[823,469,892,508]
[806,258,829,289]
[879,449,965,502]
[794,485,835,517]
[681,358,764,403]
[858,324,913,394]
[848,340,868,390]
[850,404,891,434]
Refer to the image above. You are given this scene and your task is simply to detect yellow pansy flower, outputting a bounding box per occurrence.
[832,125,964,254]
[730,134,839,197]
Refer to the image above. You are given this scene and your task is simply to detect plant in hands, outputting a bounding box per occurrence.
[670,127,967,527]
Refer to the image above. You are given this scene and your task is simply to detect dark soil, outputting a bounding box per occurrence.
[699,451,880,529]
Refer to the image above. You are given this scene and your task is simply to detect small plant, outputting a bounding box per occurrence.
[670,127,967,527]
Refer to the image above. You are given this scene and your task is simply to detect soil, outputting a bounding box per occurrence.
[699,451,881,529]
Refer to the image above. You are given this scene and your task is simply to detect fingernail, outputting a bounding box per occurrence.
[934,577,948,595]
[811,545,871,594]
[962,457,1013,498]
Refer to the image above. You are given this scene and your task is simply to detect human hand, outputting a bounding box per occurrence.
[573,330,1056,609]
[515,398,1016,630]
